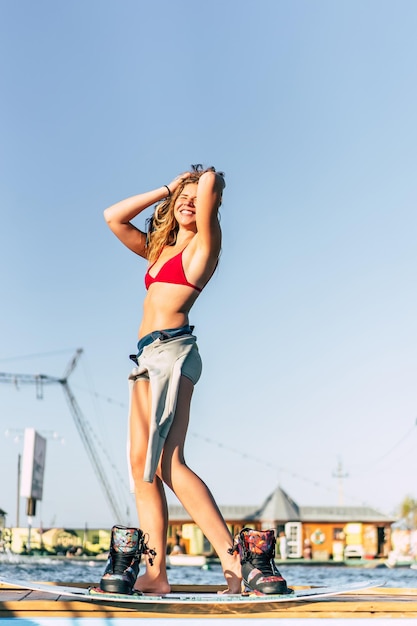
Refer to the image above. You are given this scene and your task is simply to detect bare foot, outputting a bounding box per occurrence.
[218,552,242,594]
[218,578,242,594]
[134,572,171,595]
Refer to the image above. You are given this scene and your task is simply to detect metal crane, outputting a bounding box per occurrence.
[0,349,127,523]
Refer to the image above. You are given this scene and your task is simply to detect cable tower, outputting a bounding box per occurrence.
[0,349,127,523]
[332,458,349,506]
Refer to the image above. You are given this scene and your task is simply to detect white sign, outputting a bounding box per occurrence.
[20,428,47,500]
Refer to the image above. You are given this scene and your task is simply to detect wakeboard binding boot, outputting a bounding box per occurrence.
[229,527,292,595]
[100,525,156,594]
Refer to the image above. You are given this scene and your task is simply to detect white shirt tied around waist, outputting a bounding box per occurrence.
[127,333,202,487]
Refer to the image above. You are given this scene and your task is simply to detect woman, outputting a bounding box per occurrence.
[101,166,242,595]
[100,166,290,597]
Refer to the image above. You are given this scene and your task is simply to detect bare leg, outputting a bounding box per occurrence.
[160,377,241,593]
[129,379,171,594]
[130,376,241,594]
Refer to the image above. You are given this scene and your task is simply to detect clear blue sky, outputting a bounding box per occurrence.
[1,0,416,529]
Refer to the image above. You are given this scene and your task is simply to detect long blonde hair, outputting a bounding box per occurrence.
[146,166,223,262]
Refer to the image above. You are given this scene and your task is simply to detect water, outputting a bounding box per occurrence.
[0,554,416,588]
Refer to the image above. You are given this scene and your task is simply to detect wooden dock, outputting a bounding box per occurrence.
[1,581,417,619]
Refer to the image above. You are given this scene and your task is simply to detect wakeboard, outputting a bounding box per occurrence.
[0,576,384,605]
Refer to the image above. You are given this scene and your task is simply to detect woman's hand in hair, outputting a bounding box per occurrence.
[166,171,193,195]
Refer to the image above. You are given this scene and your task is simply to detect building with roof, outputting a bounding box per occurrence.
[167,485,395,560]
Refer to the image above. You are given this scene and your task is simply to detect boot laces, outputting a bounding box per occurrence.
[141,533,157,567]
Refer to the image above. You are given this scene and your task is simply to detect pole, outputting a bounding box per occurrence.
[16,453,21,528]
[26,498,36,554]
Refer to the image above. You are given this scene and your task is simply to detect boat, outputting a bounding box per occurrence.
[167,553,207,567]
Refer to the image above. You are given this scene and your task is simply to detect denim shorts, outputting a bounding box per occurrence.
[130,324,195,363]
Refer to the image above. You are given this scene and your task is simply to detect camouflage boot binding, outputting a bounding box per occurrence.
[230,528,292,595]
[100,525,155,594]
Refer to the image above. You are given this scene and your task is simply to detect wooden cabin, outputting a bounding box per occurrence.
[166,486,395,560]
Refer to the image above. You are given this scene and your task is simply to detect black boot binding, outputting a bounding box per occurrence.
[229,527,292,595]
[99,525,156,595]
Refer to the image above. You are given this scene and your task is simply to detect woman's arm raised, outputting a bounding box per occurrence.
[194,170,224,255]
[104,186,173,258]
[104,173,193,257]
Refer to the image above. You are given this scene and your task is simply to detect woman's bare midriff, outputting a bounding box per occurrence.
[138,283,200,338]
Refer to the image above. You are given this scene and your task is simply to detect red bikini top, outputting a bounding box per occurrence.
[145,249,203,292]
